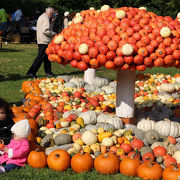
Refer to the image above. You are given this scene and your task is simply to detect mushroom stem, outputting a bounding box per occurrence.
[84,68,96,85]
[116,70,136,122]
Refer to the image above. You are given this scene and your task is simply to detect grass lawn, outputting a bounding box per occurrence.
[0,43,179,179]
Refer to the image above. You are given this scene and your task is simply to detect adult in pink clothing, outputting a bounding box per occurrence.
[0,119,30,173]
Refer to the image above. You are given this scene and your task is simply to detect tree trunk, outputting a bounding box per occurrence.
[84,68,96,85]
[116,70,136,124]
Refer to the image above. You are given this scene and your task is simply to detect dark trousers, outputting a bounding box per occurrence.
[27,44,51,75]
[4,163,21,172]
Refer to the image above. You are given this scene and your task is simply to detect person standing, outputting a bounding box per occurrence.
[63,11,70,28]
[26,7,56,78]
[0,8,8,37]
[13,6,23,33]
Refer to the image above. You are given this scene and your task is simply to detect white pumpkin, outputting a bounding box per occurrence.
[69,77,85,88]
[89,7,95,10]
[74,16,83,24]
[116,10,126,19]
[137,118,156,132]
[56,75,72,82]
[54,35,64,44]
[101,5,110,12]
[62,110,80,119]
[155,120,180,137]
[93,77,109,88]
[160,27,171,38]
[177,12,180,19]
[151,142,165,150]
[97,113,123,129]
[96,122,116,130]
[160,83,175,93]
[82,131,97,145]
[85,124,98,131]
[79,111,97,125]
[101,86,115,94]
[79,43,89,54]
[122,44,134,56]
[139,7,147,10]
[102,138,114,147]
[173,151,180,164]
[64,82,77,88]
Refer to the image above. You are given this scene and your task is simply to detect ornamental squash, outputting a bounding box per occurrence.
[54,134,72,145]
[79,111,97,125]
[82,131,97,145]
[98,132,112,142]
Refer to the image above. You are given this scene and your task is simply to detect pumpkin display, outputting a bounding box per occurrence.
[27,149,47,168]
[137,161,163,180]
[137,118,156,132]
[71,151,94,173]
[47,149,71,171]
[94,153,120,174]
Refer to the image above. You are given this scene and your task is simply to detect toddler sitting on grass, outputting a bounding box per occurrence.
[0,119,30,173]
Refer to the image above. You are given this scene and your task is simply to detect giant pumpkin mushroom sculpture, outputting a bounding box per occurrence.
[46,5,180,124]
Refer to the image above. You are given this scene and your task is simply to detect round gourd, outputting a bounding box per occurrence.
[144,130,160,145]
[160,27,171,37]
[122,44,134,56]
[54,134,72,145]
[79,43,88,54]
[160,83,175,93]
[140,146,153,157]
[116,10,126,19]
[173,151,180,163]
[54,35,64,44]
[79,111,97,125]
[137,118,156,132]
[56,75,72,82]
[133,128,145,140]
[40,134,53,147]
[102,138,114,147]
[101,5,110,11]
[82,131,97,145]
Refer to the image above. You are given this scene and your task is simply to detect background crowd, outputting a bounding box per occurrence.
[0,6,74,43]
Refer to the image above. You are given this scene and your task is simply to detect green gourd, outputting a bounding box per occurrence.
[145,130,160,145]
[140,146,153,157]
[54,134,72,145]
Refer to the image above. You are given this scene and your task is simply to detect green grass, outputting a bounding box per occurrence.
[0,43,179,179]
[0,166,142,180]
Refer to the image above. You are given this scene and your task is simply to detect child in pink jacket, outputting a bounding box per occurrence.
[0,119,31,173]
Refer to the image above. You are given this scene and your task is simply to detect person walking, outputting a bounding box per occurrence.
[26,7,57,78]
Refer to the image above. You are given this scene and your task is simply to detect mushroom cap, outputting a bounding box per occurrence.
[47,7,180,71]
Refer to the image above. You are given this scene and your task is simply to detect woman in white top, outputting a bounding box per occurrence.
[63,11,69,28]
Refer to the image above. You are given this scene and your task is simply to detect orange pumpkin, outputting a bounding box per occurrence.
[137,161,163,180]
[163,164,180,180]
[27,149,47,168]
[94,153,119,174]
[71,151,94,173]
[120,153,141,177]
[47,150,70,171]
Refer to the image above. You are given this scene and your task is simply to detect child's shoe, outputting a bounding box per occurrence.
[0,166,5,173]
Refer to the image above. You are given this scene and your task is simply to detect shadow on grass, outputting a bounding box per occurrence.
[0,48,24,52]
[0,74,29,82]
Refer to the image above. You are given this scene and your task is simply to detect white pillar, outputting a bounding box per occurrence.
[84,68,96,85]
[116,70,136,118]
